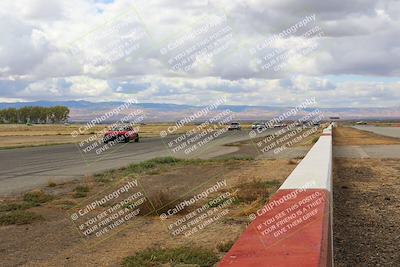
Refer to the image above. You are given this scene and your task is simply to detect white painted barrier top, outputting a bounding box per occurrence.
[218,124,334,267]
[280,124,333,191]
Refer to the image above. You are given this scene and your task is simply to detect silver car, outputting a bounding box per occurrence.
[228,122,241,130]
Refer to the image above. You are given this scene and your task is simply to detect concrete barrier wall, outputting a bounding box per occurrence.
[218,125,333,267]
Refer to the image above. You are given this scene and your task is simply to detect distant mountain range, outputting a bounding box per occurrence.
[1,100,399,122]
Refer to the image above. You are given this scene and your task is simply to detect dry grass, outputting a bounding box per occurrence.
[47,180,57,188]
[0,123,317,149]
[0,190,53,226]
[333,126,400,146]
[0,135,88,149]
[0,123,226,137]
[216,240,236,253]
[0,123,229,149]
[122,246,219,267]
[23,190,54,206]
[233,179,281,204]
[0,157,296,266]
[0,210,43,226]
[0,124,105,136]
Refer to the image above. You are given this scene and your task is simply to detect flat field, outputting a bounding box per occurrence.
[333,125,400,146]
[0,123,234,149]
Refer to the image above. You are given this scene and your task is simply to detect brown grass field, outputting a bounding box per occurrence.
[333,125,400,146]
[0,123,327,149]
[0,123,251,149]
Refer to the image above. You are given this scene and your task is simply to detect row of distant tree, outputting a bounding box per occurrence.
[0,106,70,124]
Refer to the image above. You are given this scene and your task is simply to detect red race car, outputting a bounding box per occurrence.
[103,125,139,144]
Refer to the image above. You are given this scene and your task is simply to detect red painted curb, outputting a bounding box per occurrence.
[218,189,331,267]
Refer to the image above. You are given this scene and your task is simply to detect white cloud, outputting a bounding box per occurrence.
[0,0,399,107]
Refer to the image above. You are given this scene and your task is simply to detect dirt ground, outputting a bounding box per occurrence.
[333,126,400,266]
[0,158,296,267]
[333,126,400,146]
[333,158,400,266]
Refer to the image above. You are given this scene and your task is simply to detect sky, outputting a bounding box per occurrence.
[0,0,399,108]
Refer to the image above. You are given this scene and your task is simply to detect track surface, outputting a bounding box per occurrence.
[0,129,275,196]
[2,126,399,196]
[334,145,400,158]
[353,125,400,138]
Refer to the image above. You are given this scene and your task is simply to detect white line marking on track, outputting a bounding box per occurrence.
[355,146,369,158]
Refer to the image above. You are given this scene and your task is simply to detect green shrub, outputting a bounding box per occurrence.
[73,186,89,198]
[217,240,235,252]
[0,202,34,212]
[74,185,89,193]
[0,210,43,225]
[52,199,77,210]
[47,181,57,187]
[132,190,185,216]
[73,192,87,198]
[125,157,183,174]
[23,191,54,206]
[122,246,219,267]
[234,179,281,204]
[222,155,254,161]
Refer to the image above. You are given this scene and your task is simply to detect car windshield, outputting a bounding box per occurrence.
[111,126,129,131]
[231,123,239,125]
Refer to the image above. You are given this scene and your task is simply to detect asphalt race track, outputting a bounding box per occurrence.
[0,129,272,196]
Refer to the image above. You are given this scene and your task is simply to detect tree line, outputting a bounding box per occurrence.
[0,106,70,124]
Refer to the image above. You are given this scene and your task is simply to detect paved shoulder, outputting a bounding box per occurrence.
[334,145,400,158]
[353,126,400,139]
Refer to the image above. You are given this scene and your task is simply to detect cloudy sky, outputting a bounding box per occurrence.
[0,0,399,107]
